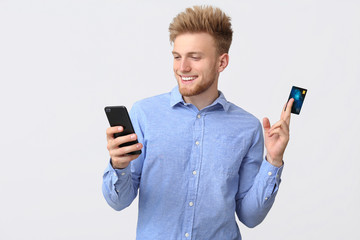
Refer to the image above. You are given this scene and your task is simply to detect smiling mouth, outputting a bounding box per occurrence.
[180,75,198,81]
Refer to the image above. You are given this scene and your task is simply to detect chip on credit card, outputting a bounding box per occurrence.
[287,86,307,114]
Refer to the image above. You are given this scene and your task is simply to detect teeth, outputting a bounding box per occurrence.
[181,76,196,81]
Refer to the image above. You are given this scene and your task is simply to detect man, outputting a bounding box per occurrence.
[103,5,294,240]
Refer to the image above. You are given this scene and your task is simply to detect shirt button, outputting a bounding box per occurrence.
[195,141,200,145]
[121,172,125,176]
[268,172,272,176]
[197,114,201,119]
[185,233,189,237]
[116,189,119,193]
[189,202,194,207]
[192,171,197,175]
[113,172,117,176]
[265,197,268,200]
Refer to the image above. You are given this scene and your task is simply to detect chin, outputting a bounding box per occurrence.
[178,84,206,97]
[179,88,196,97]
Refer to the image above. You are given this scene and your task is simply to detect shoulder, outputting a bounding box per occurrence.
[225,102,263,144]
[129,92,171,123]
[221,101,263,140]
[131,92,170,112]
[226,102,261,128]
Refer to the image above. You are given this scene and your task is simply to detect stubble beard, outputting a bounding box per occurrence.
[179,78,215,97]
[177,70,218,97]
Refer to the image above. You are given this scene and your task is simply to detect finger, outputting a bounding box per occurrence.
[269,120,282,131]
[113,142,142,156]
[283,98,294,125]
[106,126,124,141]
[268,120,289,134]
[113,133,138,146]
[107,133,139,153]
[268,125,289,138]
[262,117,271,133]
[268,127,286,138]
[280,101,287,119]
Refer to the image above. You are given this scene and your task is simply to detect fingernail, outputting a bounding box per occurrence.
[136,144,140,148]
[130,134,136,139]
[118,127,123,131]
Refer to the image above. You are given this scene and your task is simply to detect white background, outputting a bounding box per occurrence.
[1,0,359,239]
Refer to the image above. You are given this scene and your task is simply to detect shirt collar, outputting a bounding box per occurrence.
[170,86,230,112]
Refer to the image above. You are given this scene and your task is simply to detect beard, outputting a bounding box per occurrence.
[177,69,218,97]
[179,78,215,97]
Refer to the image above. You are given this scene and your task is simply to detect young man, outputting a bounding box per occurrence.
[103,6,294,240]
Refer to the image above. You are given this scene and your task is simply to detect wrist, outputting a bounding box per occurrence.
[110,158,129,169]
[266,153,284,168]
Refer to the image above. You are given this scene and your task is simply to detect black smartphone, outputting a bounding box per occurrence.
[287,86,307,115]
[104,106,142,155]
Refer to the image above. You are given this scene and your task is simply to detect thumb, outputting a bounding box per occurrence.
[262,117,271,133]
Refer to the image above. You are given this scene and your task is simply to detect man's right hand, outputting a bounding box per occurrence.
[106,126,143,169]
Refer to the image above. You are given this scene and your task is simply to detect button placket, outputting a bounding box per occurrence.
[183,113,203,239]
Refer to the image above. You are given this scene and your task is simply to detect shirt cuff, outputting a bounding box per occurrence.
[106,160,132,191]
[262,157,284,179]
[259,157,284,198]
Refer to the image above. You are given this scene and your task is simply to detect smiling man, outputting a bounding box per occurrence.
[172,32,226,110]
[103,5,293,240]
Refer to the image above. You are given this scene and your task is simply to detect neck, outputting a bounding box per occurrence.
[183,86,219,110]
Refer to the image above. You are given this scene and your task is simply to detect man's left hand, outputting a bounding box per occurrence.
[262,98,294,167]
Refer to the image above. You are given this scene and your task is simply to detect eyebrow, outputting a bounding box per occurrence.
[172,51,203,56]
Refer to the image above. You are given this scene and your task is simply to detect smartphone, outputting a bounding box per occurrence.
[287,86,307,115]
[104,106,142,155]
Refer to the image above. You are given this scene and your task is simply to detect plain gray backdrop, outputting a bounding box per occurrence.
[1,0,359,239]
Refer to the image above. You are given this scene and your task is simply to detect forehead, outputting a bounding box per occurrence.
[173,32,217,55]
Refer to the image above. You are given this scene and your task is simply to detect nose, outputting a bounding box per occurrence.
[180,59,191,72]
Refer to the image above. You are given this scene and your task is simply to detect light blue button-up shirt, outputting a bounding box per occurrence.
[102,86,283,240]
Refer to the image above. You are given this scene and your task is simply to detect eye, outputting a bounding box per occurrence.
[173,56,181,60]
[191,56,200,61]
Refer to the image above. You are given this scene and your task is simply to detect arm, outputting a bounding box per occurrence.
[235,122,283,228]
[102,160,139,211]
[235,99,294,227]
[102,103,146,211]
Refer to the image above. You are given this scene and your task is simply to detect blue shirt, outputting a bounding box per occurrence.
[102,86,283,240]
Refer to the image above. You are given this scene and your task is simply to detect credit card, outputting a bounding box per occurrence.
[287,86,307,114]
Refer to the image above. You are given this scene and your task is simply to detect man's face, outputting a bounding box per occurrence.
[172,32,220,97]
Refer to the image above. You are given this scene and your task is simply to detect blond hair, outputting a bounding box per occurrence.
[169,5,233,54]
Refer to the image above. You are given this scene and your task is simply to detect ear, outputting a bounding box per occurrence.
[217,53,229,73]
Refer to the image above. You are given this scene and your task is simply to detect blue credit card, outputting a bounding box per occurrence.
[288,86,307,114]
